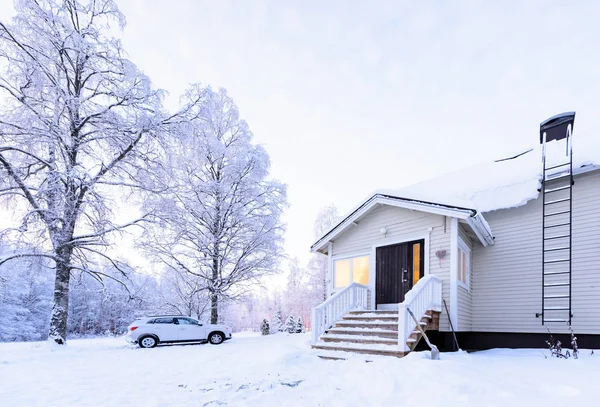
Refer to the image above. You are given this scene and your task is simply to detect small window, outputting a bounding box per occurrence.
[152,317,175,324]
[334,255,369,288]
[457,238,470,290]
[177,318,199,325]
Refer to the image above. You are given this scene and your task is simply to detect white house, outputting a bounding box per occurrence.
[310,114,600,358]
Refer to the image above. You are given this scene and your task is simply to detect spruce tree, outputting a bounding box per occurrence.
[273,310,284,333]
[260,319,270,336]
[285,315,296,333]
[296,317,304,333]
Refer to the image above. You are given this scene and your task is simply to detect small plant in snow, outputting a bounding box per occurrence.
[569,324,579,359]
[296,317,304,333]
[260,319,270,336]
[545,327,579,359]
[285,315,296,334]
[273,310,284,333]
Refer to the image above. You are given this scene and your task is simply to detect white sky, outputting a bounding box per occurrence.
[2,1,600,267]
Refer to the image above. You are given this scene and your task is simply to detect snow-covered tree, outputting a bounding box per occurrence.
[0,244,52,341]
[142,86,287,324]
[285,315,296,334]
[273,310,283,333]
[260,319,270,336]
[0,0,206,344]
[307,205,339,303]
[296,317,304,333]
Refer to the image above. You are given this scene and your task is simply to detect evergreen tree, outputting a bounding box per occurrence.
[273,310,284,333]
[285,315,296,333]
[296,317,304,333]
[260,319,270,336]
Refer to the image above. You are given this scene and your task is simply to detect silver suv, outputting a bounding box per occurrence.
[126,316,232,348]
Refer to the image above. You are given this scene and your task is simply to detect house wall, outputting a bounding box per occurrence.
[330,204,454,332]
[472,169,600,334]
[457,224,473,331]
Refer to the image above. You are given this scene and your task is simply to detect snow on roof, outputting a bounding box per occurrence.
[380,135,600,213]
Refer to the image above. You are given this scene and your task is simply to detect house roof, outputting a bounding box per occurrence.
[383,135,599,214]
[311,135,599,254]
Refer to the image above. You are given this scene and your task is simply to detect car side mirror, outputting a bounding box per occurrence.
[197,322,203,326]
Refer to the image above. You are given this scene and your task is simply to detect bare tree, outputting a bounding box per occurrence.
[0,0,176,344]
[143,86,287,323]
[307,205,339,302]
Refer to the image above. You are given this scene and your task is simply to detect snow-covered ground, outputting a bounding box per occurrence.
[1,333,599,406]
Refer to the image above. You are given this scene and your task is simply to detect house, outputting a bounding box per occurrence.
[310,113,600,358]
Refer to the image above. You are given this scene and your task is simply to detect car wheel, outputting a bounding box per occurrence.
[208,332,225,345]
[139,335,158,348]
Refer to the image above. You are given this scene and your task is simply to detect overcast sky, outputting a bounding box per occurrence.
[3,1,600,266]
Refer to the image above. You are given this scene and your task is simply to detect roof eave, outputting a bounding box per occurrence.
[310,194,492,253]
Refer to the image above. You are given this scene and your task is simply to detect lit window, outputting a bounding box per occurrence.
[334,255,369,288]
[413,243,421,284]
[457,238,470,290]
[334,259,351,288]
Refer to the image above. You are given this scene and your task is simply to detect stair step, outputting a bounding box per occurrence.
[312,341,405,357]
[544,210,570,217]
[544,307,570,311]
[334,321,398,330]
[545,318,568,323]
[544,294,570,299]
[348,310,398,315]
[343,315,398,322]
[321,334,398,345]
[326,328,398,338]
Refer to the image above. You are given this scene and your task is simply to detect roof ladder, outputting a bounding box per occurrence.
[538,112,575,326]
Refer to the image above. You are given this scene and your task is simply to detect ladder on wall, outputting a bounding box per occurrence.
[539,112,575,325]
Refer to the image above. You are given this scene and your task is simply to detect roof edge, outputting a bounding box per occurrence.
[310,194,489,253]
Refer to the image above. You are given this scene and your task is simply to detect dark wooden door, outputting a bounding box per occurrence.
[376,243,410,305]
[375,240,425,306]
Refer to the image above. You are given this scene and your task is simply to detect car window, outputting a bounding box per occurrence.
[151,317,175,324]
[176,318,199,325]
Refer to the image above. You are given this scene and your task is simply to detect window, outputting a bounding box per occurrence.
[457,238,470,290]
[151,317,175,324]
[412,242,422,285]
[334,255,369,288]
[176,318,199,325]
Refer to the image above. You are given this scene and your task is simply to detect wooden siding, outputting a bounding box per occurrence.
[472,169,600,334]
[457,224,473,331]
[331,204,453,331]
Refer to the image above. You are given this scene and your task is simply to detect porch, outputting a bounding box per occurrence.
[310,275,442,359]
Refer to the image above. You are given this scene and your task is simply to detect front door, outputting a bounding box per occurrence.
[375,240,424,308]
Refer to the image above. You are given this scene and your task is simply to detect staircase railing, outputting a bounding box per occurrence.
[311,282,370,345]
[398,275,442,351]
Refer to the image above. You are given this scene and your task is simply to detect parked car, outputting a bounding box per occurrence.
[126,316,232,348]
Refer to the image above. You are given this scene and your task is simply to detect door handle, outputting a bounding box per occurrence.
[402,268,408,282]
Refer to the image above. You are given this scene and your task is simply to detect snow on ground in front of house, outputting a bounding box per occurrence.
[1,333,599,407]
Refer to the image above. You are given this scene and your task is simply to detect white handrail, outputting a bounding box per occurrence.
[311,282,370,345]
[398,275,442,352]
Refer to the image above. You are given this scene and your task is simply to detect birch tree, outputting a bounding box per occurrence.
[144,86,287,324]
[0,0,176,344]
